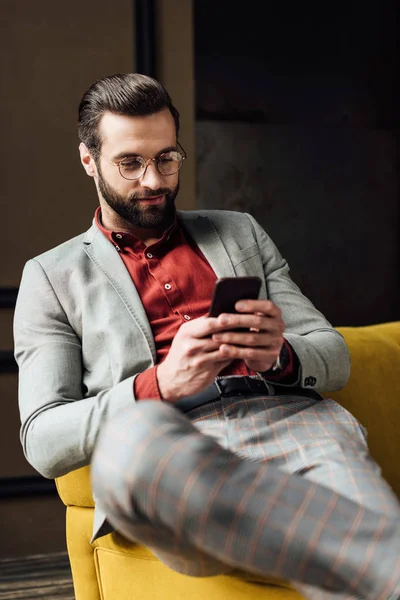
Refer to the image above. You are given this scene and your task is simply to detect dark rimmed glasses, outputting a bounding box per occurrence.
[98,142,186,180]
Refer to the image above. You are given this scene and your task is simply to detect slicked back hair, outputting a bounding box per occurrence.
[78,73,180,152]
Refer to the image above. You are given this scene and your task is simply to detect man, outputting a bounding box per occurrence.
[14,73,400,599]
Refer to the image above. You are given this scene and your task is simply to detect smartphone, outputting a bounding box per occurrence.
[208,276,262,317]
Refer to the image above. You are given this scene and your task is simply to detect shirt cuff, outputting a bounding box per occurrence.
[133,366,162,400]
[261,339,300,384]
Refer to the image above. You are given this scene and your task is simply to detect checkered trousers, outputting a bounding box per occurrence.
[91,395,400,600]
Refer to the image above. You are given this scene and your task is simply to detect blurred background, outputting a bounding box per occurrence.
[0,0,398,558]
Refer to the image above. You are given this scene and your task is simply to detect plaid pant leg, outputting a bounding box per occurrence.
[91,401,230,577]
[91,401,400,599]
[259,397,400,600]
[193,396,400,519]
[285,397,400,600]
[190,395,400,599]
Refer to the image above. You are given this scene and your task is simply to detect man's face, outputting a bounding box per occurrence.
[82,109,180,232]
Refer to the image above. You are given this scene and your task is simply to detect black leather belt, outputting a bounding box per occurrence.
[175,376,322,413]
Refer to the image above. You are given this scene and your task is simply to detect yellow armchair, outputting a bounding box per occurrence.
[56,322,400,600]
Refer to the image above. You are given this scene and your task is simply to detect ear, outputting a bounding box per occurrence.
[79,142,97,178]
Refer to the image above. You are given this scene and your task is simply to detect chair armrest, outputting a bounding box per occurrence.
[55,465,94,507]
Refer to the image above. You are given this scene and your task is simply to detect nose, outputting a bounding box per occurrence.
[139,159,163,189]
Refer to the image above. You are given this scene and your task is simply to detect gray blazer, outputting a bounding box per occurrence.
[14,209,350,538]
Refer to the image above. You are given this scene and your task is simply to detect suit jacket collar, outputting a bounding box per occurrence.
[177,211,236,278]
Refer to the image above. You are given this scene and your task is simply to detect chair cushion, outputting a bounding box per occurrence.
[93,531,302,599]
[66,506,100,600]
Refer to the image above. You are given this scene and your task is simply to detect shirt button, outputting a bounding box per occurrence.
[164,283,172,290]
[146,252,153,258]
[115,233,123,239]
[184,315,191,320]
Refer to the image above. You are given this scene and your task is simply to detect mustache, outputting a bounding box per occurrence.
[129,188,172,201]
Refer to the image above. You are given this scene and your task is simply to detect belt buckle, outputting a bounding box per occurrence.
[249,377,275,396]
[215,377,243,397]
[216,376,275,398]
[214,378,226,397]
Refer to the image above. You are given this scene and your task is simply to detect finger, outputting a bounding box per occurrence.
[212,331,283,349]
[217,312,284,333]
[181,315,225,339]
[235,299,282,318]
[194,348,235,366]
[218,344,279,363]
[185,338,223,356]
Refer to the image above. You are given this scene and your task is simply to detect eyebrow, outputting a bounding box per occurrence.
[112,146,178,162]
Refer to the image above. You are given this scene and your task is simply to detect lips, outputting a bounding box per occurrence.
[137,195,165,205]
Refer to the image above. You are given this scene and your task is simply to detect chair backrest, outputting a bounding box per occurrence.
[330,322,400,498]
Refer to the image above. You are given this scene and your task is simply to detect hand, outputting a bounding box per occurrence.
[211,299,285,372]
[156,316,233,402]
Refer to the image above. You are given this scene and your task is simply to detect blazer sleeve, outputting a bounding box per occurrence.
[14,258,137,479]
[245,213,350,392]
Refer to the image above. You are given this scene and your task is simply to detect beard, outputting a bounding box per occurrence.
[97,167,179,231]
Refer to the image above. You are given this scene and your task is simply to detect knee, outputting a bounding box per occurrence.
[94,400,182,461]
[91,400,190,511]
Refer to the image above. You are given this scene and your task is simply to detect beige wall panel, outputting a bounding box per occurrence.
[0,0,135,481]
[0,0,134,286]
[156,0,196,210]
[0,373,35,476]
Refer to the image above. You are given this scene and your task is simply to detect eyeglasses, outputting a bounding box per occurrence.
[98,142,186,180]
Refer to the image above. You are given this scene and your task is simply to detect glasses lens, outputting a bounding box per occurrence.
[119,157,145,180]
[157,151,184,175]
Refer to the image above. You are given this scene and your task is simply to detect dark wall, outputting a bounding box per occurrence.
[194,1,399,327]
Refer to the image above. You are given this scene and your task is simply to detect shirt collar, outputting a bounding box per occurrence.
[94,206,179,253]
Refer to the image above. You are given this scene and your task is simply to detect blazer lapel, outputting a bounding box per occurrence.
[179,212,236,278]
[82,224,156,360]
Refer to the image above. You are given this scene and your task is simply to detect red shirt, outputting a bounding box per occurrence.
[95,208,295,399]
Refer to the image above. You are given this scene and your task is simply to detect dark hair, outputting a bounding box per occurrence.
[78,73,180,152]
